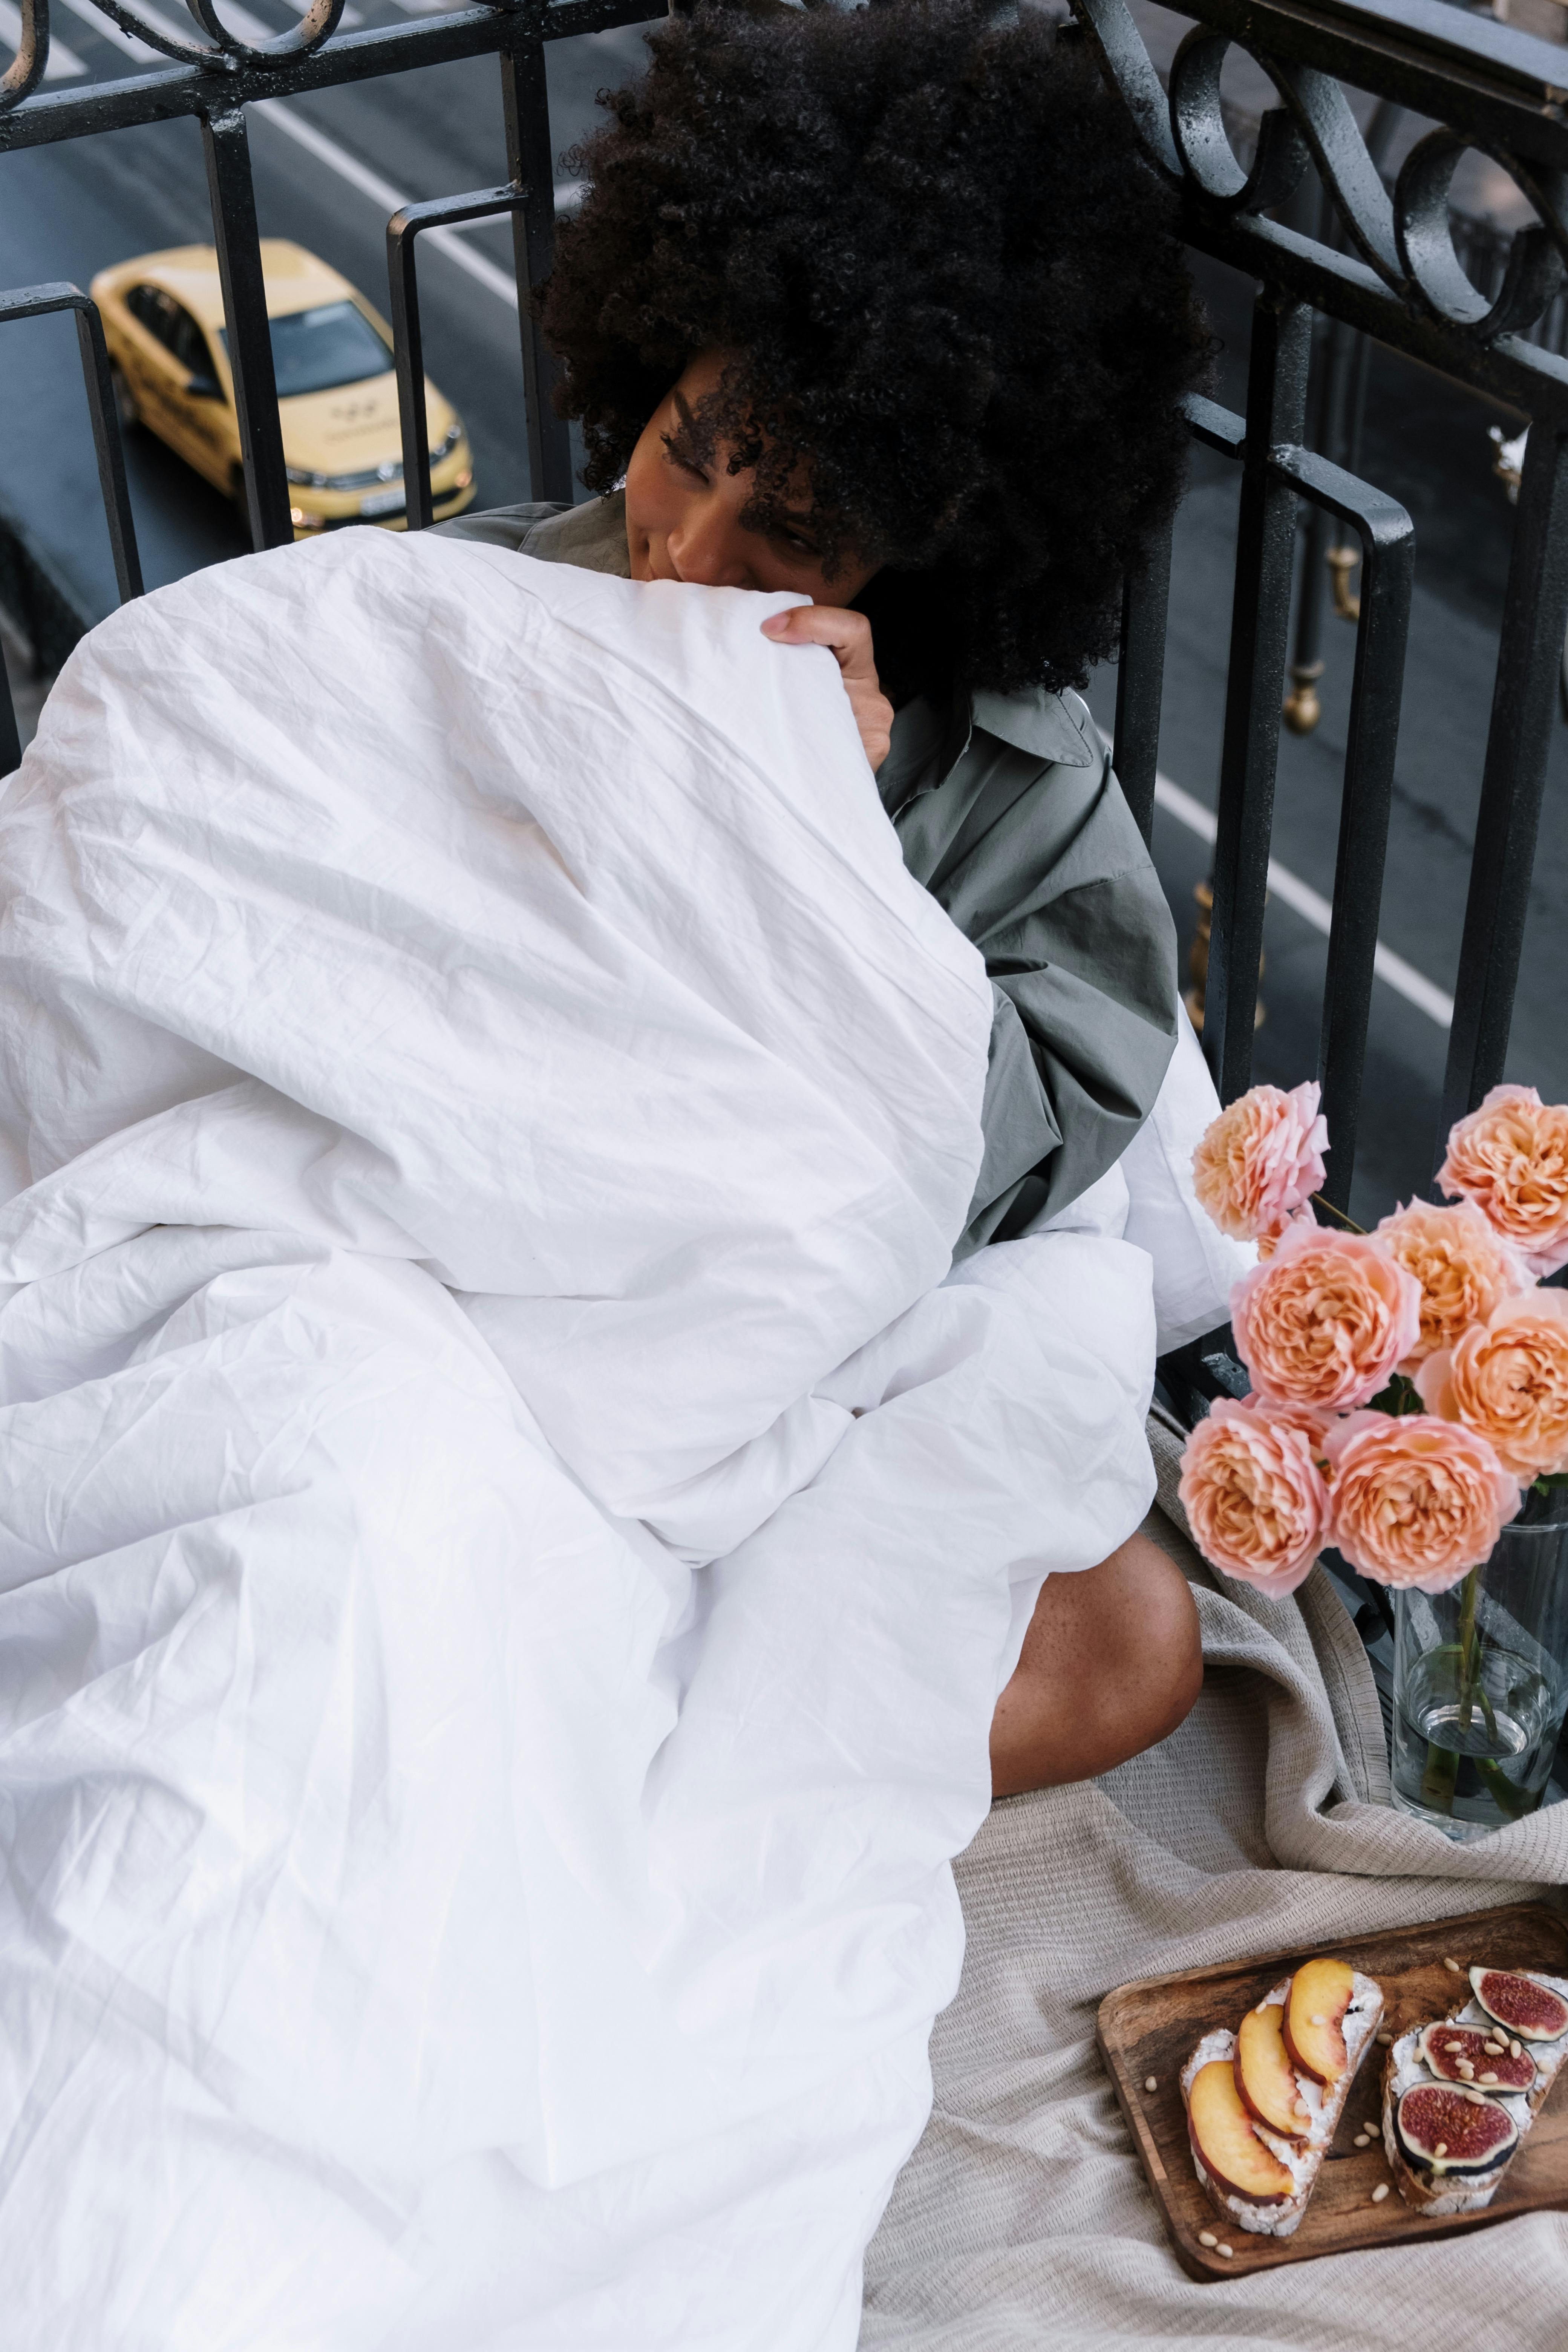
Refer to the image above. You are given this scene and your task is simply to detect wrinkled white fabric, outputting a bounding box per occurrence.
[0,531,1158,2350]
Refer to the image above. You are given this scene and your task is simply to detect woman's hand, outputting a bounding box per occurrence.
[760,605,893,773]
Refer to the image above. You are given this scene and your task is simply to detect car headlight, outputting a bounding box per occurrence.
[286,467,328,488]
[432,422,463,462]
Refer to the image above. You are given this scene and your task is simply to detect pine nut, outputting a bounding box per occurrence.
[1199,2230,1217,2248]
[1376,2030,1393,2044]
[1372,2182,1390,2202]
[1480,2072,1499,2084]
[1434,2142,1448,2158]
[1457,2061,1475,2078]
[1444,1957,1464,1973]
[1511,2039,1523,2058]
[1144,2076,1157,2092]
[1442,2041,1464,2052]
[1217,2243,1234,2258]
[1353,2133,1370,2147]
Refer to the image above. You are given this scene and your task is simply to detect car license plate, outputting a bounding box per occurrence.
[359,487,405,518]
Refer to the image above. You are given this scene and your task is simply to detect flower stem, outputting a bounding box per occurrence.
[1418,1563,1484,1816]
[1310,1193,1367,1235]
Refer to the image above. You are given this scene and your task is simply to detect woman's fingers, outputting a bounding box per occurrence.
[761,605,893,772]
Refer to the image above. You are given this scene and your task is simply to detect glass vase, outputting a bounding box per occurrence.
[1391,1487,1568,1841]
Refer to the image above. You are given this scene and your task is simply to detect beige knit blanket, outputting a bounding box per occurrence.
[862,1410,1568,2348]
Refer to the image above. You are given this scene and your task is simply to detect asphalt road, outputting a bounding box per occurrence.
[0,0,655,610]
[2,3,1566,1226]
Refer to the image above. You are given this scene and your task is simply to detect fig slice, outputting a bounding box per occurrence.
[1395,2083,1518,2177]
[1469,1968,1568,2044]
[1417,2022,1534,2092]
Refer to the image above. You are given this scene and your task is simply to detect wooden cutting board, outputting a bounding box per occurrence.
[1097,1899,1568,2279]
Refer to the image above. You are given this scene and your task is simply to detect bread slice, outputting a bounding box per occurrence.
[1182,1969,1384,2237]
[1383,1968,1568,2216]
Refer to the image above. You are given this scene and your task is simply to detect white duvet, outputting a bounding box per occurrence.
[0,531,1161,2350]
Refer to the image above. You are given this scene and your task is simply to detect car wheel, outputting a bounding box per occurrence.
[110,366,139,433]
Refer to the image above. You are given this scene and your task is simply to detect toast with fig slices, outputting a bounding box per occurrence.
[1383,1965,1568,2216]
[1181,1958,1384,2237]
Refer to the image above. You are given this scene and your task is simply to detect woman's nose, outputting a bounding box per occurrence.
[667,500,753,589]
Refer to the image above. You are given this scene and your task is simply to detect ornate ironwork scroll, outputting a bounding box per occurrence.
[1079,0,1568,1167]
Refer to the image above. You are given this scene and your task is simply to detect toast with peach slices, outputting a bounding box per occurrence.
[1181,1958,1384,2237]
[1384,1965,1568,2216]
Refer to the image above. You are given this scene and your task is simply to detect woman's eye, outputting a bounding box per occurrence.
[775,529,818,559]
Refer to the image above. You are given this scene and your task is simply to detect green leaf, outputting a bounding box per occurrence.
[1367,1371,1424,1417]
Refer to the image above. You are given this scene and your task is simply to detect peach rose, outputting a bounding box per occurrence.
[1230,1217,1422,1410]
[1416,1290,1568,1477]
[1372,1198,1533,1366]
[1439,1084,1568,1277]
[1192,1081,1328,1244]
[1323,1413,1520,1592]
[1179,1398,1332,1594]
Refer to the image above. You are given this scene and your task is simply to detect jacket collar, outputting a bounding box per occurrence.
[877,683,1096,814]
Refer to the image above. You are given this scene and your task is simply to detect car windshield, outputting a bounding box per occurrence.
[217,300,393,398]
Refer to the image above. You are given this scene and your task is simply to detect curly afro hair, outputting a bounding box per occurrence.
[542,0,1209,703]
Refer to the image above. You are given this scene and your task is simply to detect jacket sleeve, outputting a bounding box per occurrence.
[912,735,1179,1255]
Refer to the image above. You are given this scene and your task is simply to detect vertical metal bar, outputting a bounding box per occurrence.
[1440,422,1568,1140]
[499,25,573,503]
[1112,508,1173,845]
[201,105,292,550]
[1205,289,1312,1101]
[0,642,22,778]
[1312,499,1414,1209]
[72,301,143,600]
[387,214,434,532]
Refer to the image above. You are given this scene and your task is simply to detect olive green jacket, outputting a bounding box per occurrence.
[435,492,1178,1254]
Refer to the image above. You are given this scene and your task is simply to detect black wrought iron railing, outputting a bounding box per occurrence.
[2,0,1566,1213]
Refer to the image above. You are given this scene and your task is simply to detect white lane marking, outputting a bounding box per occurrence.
[0,0,87,72]
[55,0,158,59]
[250,98,522,309]
[1150,768,1455,1029]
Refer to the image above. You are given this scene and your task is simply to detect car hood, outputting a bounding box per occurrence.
[278,371,457,476]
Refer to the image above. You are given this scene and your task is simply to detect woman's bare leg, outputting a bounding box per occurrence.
[989,1532,1202,1799]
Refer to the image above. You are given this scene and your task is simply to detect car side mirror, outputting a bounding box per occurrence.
[187,372,224,400]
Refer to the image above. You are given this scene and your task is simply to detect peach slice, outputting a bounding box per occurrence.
[1282,1957,1356,2087]
[1235,2001,1310,2141]
[1188,2060,1294,2204]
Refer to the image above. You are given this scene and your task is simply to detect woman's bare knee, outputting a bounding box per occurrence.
[989,1530,1202,1799]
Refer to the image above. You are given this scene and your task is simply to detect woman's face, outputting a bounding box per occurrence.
[623,350,878,606]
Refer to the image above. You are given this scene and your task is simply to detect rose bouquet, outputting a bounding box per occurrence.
[1177,1081,1568,1827]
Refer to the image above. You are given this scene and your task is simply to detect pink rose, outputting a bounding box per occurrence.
[1192,1081,1328,1245]
[1372,1198,1533,1366]
[1178,1397,1332,1594]
[1416,1290,1568,1478]
[1322,1413,1520,1593]
[1230,1218,1422,1410]
[1439,1084,1568,1277]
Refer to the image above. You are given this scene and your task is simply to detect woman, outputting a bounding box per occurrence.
[445,0,1210,1795]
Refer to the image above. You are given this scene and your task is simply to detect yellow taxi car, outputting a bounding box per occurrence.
[90,240,476,537]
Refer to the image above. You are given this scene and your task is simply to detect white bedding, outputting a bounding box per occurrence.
[0,531,1159,2349]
